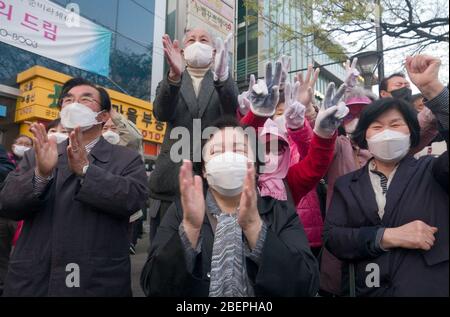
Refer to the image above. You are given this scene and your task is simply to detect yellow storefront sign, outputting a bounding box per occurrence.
[15,66,166,144]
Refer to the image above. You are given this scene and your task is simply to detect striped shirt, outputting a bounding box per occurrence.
[33,137,100,194]
[368,159,399,220]
[179,190,268,297]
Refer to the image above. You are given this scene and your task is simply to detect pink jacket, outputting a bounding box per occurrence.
[238,110,331,247]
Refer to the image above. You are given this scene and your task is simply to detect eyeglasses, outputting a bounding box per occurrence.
[61,96,100,107]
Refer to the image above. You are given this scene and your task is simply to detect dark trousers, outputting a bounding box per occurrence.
[0,217,17,295]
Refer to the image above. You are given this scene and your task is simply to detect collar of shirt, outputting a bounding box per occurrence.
[85,137,100,154]
[368,159,400,181]
[368,159,400,219]
[206,190,240,218]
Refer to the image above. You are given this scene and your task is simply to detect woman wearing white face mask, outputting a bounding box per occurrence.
[324,96,449,297]
[141,117,319,297]
[9,135,33,164]
[46,118,69,144]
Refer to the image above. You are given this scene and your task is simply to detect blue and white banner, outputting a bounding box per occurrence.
[0,0,112,76]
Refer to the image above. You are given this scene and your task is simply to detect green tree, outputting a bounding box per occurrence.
[244,0,449,61]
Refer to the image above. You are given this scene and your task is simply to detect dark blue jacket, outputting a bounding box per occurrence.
[324,152,448,297]
[0,145,14,183]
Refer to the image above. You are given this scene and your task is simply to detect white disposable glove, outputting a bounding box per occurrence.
[284,81,306,130]
[249,61,282,117]
[237,74,256,116]
[213,33,233,82]
[314,82,349,139]
[279,55,291,88]
[344,58,360,91]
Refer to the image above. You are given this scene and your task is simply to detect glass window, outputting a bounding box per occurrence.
[133,0,156,12]
[117,0,155,47]
[111,35,152,100]
[71,0,119,30]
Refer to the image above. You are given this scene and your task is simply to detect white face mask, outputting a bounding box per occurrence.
[367,129,411,163]
[48,132,68,144]
[344,118,359,135]
[183,42,213,68]
[60,102,103,131]
[13,145,31,158]
[103,130,120,145]
[205,152,248,197]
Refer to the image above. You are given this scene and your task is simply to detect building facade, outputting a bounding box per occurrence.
[236,0,347,100]
[0,0,167,160]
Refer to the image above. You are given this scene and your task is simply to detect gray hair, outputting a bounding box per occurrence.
[182,28,214,47]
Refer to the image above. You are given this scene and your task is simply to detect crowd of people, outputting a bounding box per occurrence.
[0,27,448,297]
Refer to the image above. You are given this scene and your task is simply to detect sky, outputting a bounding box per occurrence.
[335,0,449,94]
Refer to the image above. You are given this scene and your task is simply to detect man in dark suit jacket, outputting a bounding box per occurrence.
[0,78,148,296]
[148,28,239,242]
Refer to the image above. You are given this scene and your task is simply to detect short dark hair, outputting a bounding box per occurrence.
[379,73,406,94]
[58,77,112,112]
[46,118,61,132]
[14,134,33,146]
[411,93,423,104]
[352,98,420,150]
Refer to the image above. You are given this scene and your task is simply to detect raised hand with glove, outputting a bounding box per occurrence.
[284,81,306,130]
[248,61,283,117]
[294,65,320,122]
[278,55,292,89]
[344,58,360,91]
[237,74,256,116]
[213,33,233,82]
[314,82,349,139]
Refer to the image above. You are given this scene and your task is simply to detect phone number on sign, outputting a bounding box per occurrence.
[0,28,38,48]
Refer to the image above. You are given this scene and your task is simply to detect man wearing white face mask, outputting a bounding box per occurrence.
[148,28,239,244]
[324,55,449,297]
[0,78,149,297]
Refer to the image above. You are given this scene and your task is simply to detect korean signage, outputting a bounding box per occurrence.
[15,66,166,144]
[0,0,111,76]
[187,0,235,40]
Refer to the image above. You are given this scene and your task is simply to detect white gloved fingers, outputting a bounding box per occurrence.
[284,100,296,118]
[335,102,349,120]
[324,82,336,109]
[270,85,280,108]
[272,61,283,87]
[293,81,301,101]
[351,57,358,72]
[265,62,273,87]
[285,81,292,106]
[225,33,233,48]
[243,97,252,111]
[332,83,347,106]
[214,37,224,57]
[253,79,269,95]
[249,74,256,91]
[320,105,339,123]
